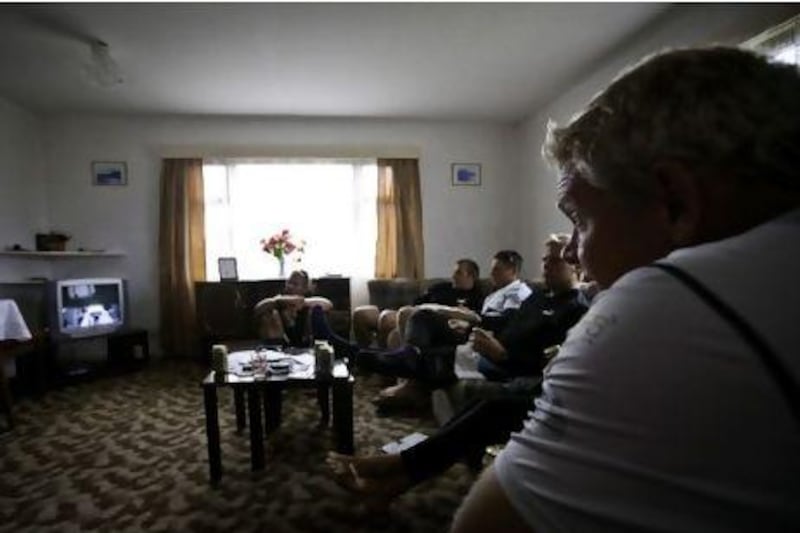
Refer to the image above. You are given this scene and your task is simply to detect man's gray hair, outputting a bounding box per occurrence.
[543,46,800,201]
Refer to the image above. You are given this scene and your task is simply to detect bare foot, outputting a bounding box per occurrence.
[326,452,414,502]
[379,379,409,398]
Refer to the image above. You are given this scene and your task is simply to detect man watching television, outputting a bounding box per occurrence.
[451,47,800,532]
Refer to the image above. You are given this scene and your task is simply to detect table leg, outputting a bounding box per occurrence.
[264,385,283,434]
[332,376,354,454]
[247,387,265,471]
[203,383,221,486]
[316,383,330,427]
[0,361,14,430]
[234,388,246,434]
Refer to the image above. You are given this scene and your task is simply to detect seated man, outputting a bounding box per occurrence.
[383,259,485,349]
[452,47,800,532]
[253,269,332,347]
[377,249,534,361]
[359,237,587,405]
[352,258,484,349]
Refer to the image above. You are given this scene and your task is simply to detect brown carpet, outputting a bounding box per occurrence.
[0,360,475,532]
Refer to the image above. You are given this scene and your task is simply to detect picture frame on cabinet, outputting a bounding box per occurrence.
[218,257,239,281]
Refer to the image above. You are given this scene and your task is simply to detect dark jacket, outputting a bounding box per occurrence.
[414,281,484,312]
[485,287,587,378]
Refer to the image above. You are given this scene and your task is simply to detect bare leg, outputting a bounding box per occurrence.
[377,309,398,348]
[396,305,416,340]
[385,328,403,349]
[258,309,286,341]
[353,305,379,347]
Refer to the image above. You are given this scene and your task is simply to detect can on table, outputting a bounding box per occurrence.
[314,340,333,379]
[212,344,228,381]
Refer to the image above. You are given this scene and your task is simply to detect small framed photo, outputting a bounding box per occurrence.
[92,161,128,186]
[451,163,481,187]
[218,257,239,281]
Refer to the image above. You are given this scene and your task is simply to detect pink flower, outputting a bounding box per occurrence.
[261,229,306,260]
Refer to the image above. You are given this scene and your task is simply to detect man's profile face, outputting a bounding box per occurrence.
[452,263,476,291]
[557,173,671,290]
[541,244,573,291]
[489,258,516,288]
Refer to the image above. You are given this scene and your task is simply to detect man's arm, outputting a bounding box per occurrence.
[451,466,534,533]
[255,295,333,316]
[415,303,481,323]
[470,327,507,363]
[304,296,333,312]
[253,294,304,316]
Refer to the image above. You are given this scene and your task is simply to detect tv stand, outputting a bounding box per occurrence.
[55,327,150,378]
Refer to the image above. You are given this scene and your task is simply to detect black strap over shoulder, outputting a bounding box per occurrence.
[651,262,800,426]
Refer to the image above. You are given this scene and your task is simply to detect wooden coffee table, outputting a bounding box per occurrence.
[201,349,354,487]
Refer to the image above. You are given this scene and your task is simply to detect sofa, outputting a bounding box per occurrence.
[366,277,495,312]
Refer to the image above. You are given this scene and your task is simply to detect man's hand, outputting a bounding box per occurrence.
[448,318,471,335]
[470,327,507,362]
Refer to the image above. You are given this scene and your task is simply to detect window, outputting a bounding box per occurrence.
[744,14,799,65]
[203,159,378,281]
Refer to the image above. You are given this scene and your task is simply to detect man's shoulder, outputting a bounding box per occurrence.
[427,281,454,294]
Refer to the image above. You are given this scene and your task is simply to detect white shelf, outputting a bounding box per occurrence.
[0,251,125,258]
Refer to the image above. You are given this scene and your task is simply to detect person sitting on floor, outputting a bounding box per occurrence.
[358,236,587,407]
[451,47,800,533]
[254,269,332,347]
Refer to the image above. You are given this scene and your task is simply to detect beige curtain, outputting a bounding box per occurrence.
[375,158,425,279]
[158,158,206,357]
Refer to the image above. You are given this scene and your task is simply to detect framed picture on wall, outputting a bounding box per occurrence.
[92,161,128,186]
[451,163,481,186]
[218,257,239,281]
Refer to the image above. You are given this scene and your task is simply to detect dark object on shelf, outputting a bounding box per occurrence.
[35,232,71,252]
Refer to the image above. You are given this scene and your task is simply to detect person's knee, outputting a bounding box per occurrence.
[386,328,403,349]
[353,305,379,346]
[378,310,398,335]
[397,306,415,330]
[353,305,379,329]
[258,309,284,340]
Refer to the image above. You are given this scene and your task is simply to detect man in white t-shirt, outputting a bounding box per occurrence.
[451,47,800,532]
[362,249,534,406]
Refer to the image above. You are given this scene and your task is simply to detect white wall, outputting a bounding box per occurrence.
[517,4,800,263]
[0,96,50,281]
[40,115,521,337]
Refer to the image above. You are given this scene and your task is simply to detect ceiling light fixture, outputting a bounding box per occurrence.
[83,40,124,88]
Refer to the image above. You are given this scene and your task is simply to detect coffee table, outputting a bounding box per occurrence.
[201,348,354,487]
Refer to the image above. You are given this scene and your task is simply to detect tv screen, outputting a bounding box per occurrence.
[55,278,126,337]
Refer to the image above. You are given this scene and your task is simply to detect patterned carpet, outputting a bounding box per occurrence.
[0,360,475,532]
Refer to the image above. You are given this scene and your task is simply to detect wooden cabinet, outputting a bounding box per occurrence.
[194,278,351,353]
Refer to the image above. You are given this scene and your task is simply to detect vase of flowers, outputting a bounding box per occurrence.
[260,229,305,278]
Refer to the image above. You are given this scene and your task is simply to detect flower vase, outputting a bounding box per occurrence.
[278,257,286,278]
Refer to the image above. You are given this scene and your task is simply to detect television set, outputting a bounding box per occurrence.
[47,278,128,338]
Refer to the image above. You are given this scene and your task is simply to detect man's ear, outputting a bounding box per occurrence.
[652,160,703,247]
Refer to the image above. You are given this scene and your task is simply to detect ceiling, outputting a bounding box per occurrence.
[0,3,669,122]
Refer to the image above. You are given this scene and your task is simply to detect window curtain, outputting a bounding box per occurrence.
[375,158,425,279]
[158,158,206,357]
